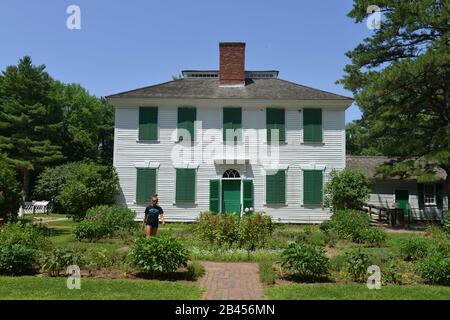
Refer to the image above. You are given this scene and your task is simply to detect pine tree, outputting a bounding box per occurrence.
[339,1,450,204]
[0,57,64,200]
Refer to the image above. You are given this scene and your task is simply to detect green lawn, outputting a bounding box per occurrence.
[265,283,450,300]
[0,276,202,300]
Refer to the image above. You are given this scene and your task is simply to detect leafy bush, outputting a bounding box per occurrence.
[418,254,450,286]
[186,262,205,281]
[74,205,137,241]
[195,211,273,250]
[34,162,119,219]
[358,227,387,246]
[0,156,22,219]
[345,250,372,283]
[0,223,51,250]
[382,261,402,284]
[280,242,330,280]
[259,261,277,285]
[331,210,370,239]
[319,220,333,234]
[0,244,38,275]
[399,237,430,261]
[128,236,188,275]
[324,168,371,210]
[238,213,273,250]
[41,248,81,276]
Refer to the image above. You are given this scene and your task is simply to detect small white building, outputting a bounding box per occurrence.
[107,42,353,223]
[347,156,448,221]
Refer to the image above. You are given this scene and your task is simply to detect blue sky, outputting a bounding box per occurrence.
[0,0,372,122]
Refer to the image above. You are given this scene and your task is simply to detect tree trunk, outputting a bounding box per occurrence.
[446,169,450,215]
[23,169,30,202]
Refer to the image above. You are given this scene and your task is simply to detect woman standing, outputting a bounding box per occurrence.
[143,194,165,237]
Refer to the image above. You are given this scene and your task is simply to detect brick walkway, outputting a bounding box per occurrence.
[198,261,264,300]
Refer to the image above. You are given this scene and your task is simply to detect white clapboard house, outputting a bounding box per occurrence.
[107,42,353,223]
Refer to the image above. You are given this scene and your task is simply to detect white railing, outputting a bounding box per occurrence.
[20,201,50,215]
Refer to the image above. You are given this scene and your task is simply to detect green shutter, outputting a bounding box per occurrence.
[436,183,444,210]
[176,169,196,203]
[303,109,322,142]
[417,183,424,210]
[223,107,242,142]
[136,168,156,203]
[267,108,285,142]
[139,107,158,140]
[243,179,254,213]
[209,179,221,213]
[266,170,286,204]
[304,170,323,205]
[178,107,196,142]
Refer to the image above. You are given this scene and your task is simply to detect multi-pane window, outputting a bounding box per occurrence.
[424,184,436,205]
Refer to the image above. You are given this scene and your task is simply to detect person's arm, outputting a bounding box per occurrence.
[160,208,165,225]
[143,209,147,229]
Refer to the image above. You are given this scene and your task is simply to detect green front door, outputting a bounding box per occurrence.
[222,180,241,214]
[395,190,409,216]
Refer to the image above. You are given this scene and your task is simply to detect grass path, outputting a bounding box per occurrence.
[0,276,202,300]
[265,283,450,300]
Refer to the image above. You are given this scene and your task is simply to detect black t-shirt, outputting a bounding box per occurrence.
[144,205,164,224]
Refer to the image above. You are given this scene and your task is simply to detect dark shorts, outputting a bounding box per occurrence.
[145,215,159,228]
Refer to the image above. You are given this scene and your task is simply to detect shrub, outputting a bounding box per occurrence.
[382,261,402,284]
[195,211,273,250]
[319,220,333,234]
[418,254,450,286]
[128,236,188,275]
[0,223,51,250]
[82,248,118,270]
[239,213,273,250]
[74,205,137,241]
[324,168,371,210]
[259,261,277,285]
[280,242,330,280]
[359,227,387,246]
[41,248,81,276]
[345,250,372,283]
[331,210,371,240]
[0,244,38,275]
[186,262,205,281]
[0,156,22,219]
[399,237,430,261]
[34,162,119,219]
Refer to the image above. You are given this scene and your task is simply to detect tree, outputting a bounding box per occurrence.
[0,154,22,218]
[0,57,64,200]
[324,168,372,211]
[339,1,450,201]
[346,120,384,155]
[54,83,114,165]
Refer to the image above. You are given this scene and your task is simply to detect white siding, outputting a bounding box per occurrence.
[368,180,448,221]
[113,100,348,223]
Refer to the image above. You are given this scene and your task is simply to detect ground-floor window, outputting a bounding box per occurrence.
[266,170,286,205]
[303,170,323,205]
[424,184,436,206]
[136,168,156,204]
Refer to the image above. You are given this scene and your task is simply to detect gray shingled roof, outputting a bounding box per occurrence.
[346,156,447,180]
[106,78,353,100]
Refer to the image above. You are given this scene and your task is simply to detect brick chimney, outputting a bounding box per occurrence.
[219,42,245,86]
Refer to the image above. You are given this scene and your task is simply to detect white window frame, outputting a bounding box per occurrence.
[424,184,436,206]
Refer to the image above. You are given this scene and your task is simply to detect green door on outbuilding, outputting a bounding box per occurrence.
[222,180,241,214]
[395,190,409,216]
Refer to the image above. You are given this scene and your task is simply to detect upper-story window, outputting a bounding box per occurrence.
[223,107,242,143]
[303,108,322,142]
[267,108,285,143]
[177,107,196,142]
[139,107,158,141]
